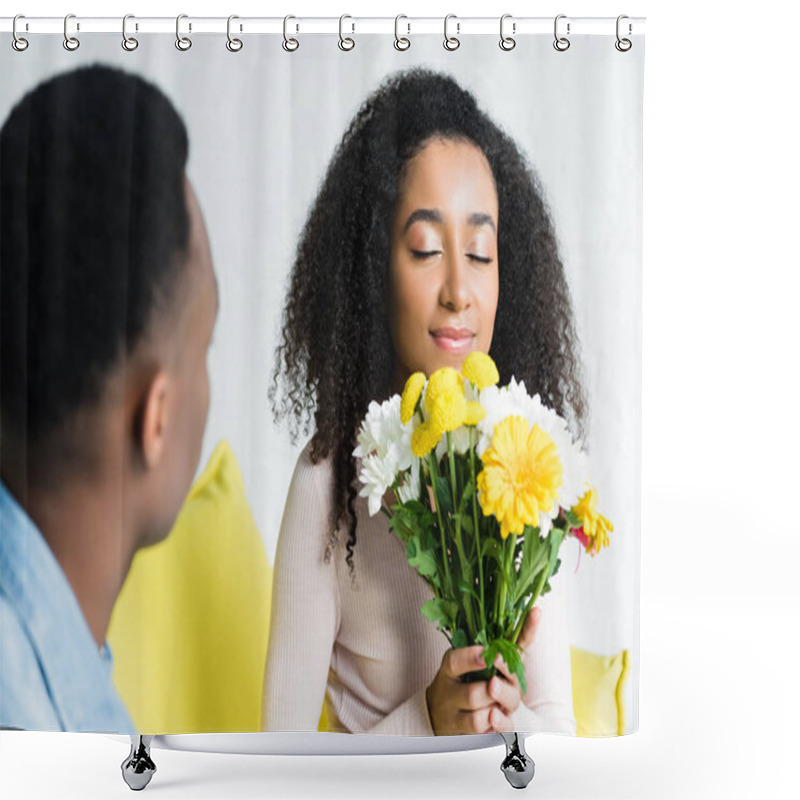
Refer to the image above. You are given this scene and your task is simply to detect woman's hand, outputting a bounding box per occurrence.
[426,606,543,735]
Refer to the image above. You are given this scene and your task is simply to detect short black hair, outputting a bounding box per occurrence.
[1,64,190,456]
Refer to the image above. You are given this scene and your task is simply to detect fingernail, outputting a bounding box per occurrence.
[476,649,485,665]
[489,678,499,699]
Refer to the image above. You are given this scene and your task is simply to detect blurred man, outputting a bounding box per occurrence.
[0,65,218,732]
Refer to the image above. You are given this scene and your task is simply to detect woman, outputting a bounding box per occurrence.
[262,69,586,736]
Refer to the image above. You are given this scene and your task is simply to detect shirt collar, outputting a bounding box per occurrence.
[0,479,134,732]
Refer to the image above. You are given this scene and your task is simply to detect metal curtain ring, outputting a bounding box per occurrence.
[615,14,632,52]
[444,14,460,51]
[227,15,243,52]
[394,14,410,51]
[122,14,138,51]
[338,14,355,51]
[12,14,29,51]
[175,14,192,51]
[499,14,516,51]
[63,13,80,51]
[283,15,299,52]
[553,14,570,51]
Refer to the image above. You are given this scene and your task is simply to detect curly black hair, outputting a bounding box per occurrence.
[269,68,587,582]
[1,64,190,482]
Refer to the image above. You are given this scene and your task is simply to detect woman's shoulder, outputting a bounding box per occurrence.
[288,436,339,511]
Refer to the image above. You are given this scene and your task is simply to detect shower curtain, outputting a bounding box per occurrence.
[0,17,643,743]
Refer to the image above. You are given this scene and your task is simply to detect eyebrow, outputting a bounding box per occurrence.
[402,208,496,234]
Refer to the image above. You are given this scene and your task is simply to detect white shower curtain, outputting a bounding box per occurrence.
[1,20,643,742]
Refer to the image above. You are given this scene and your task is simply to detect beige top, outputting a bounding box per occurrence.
[261,440,577,736]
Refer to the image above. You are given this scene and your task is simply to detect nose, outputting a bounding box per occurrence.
[439,249,472,312]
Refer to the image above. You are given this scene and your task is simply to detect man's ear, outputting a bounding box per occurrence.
[138,371,170,470]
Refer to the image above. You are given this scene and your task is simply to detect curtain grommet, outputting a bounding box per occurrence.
[444,14,460,51]
[175,14,192,51]
[500,14,516,51]
[122,14,138,51]
[394,15,410,51]
[338,14,355,51]
[63,13,80,51]
[226,15,243,52]
[283,15,299,52]
[615,15,632,52]
[553,14,570,52]
[12,14,29,51]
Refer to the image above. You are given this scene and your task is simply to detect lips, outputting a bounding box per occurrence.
[431,327,474,354]
[431,327,474,340]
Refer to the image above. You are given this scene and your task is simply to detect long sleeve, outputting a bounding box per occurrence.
[261,447,340,732]
[512,578,576,735]
[364,687,434,736]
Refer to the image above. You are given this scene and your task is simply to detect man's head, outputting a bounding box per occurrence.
[1,64,218,547]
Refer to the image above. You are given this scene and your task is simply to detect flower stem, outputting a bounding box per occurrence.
[447,431,476,639]
[469,428,486,635]
[510,528,564,643]
[428,452,452,596]
[497,533,516,631]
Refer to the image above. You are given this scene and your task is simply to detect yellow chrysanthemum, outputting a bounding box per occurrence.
[572,487,613,555]
[461,351,500,390]
[429,389,468,433]
[423,367,463,415]
[476,416,563,539]
[411,420,444,458]
[465,401,486,426]
[401,372,426,425]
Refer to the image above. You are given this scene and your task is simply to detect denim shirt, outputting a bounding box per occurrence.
[0,479,136,732]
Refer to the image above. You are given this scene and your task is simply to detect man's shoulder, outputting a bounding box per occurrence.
[0,595,62,730]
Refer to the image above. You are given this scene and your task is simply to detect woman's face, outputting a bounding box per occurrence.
[389,137,499,392]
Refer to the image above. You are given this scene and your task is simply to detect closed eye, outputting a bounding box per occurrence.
[468,255,492,264]
[411,250,441,260]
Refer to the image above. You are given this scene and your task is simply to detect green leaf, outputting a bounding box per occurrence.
[421,598,458,633]
[457,578,481,605]
[481,537,503,562]
[403,499,429,516]
[434,476,454,516]
[459,479,475,509]
[451,628,468,650]
[512,531,549,605]
[546,529,565,575]
[406,537,438,580]
[388,510,419,543]
[564,508,581,529]
[489,638,527,695]
[475,629,489,647]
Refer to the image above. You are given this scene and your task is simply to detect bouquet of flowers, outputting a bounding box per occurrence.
[353,352,612,692]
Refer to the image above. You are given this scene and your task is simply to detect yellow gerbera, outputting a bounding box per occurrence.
[461,352,500,390]
[411,420,444,458]
[401,372,426,425]
[571,487,613,555]
[477,416,563,539]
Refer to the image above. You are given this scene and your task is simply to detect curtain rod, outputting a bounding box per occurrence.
[1,16,646,36]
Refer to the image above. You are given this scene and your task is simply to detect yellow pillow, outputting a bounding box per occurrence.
[108,440,272,734]
[570,646,630,736]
